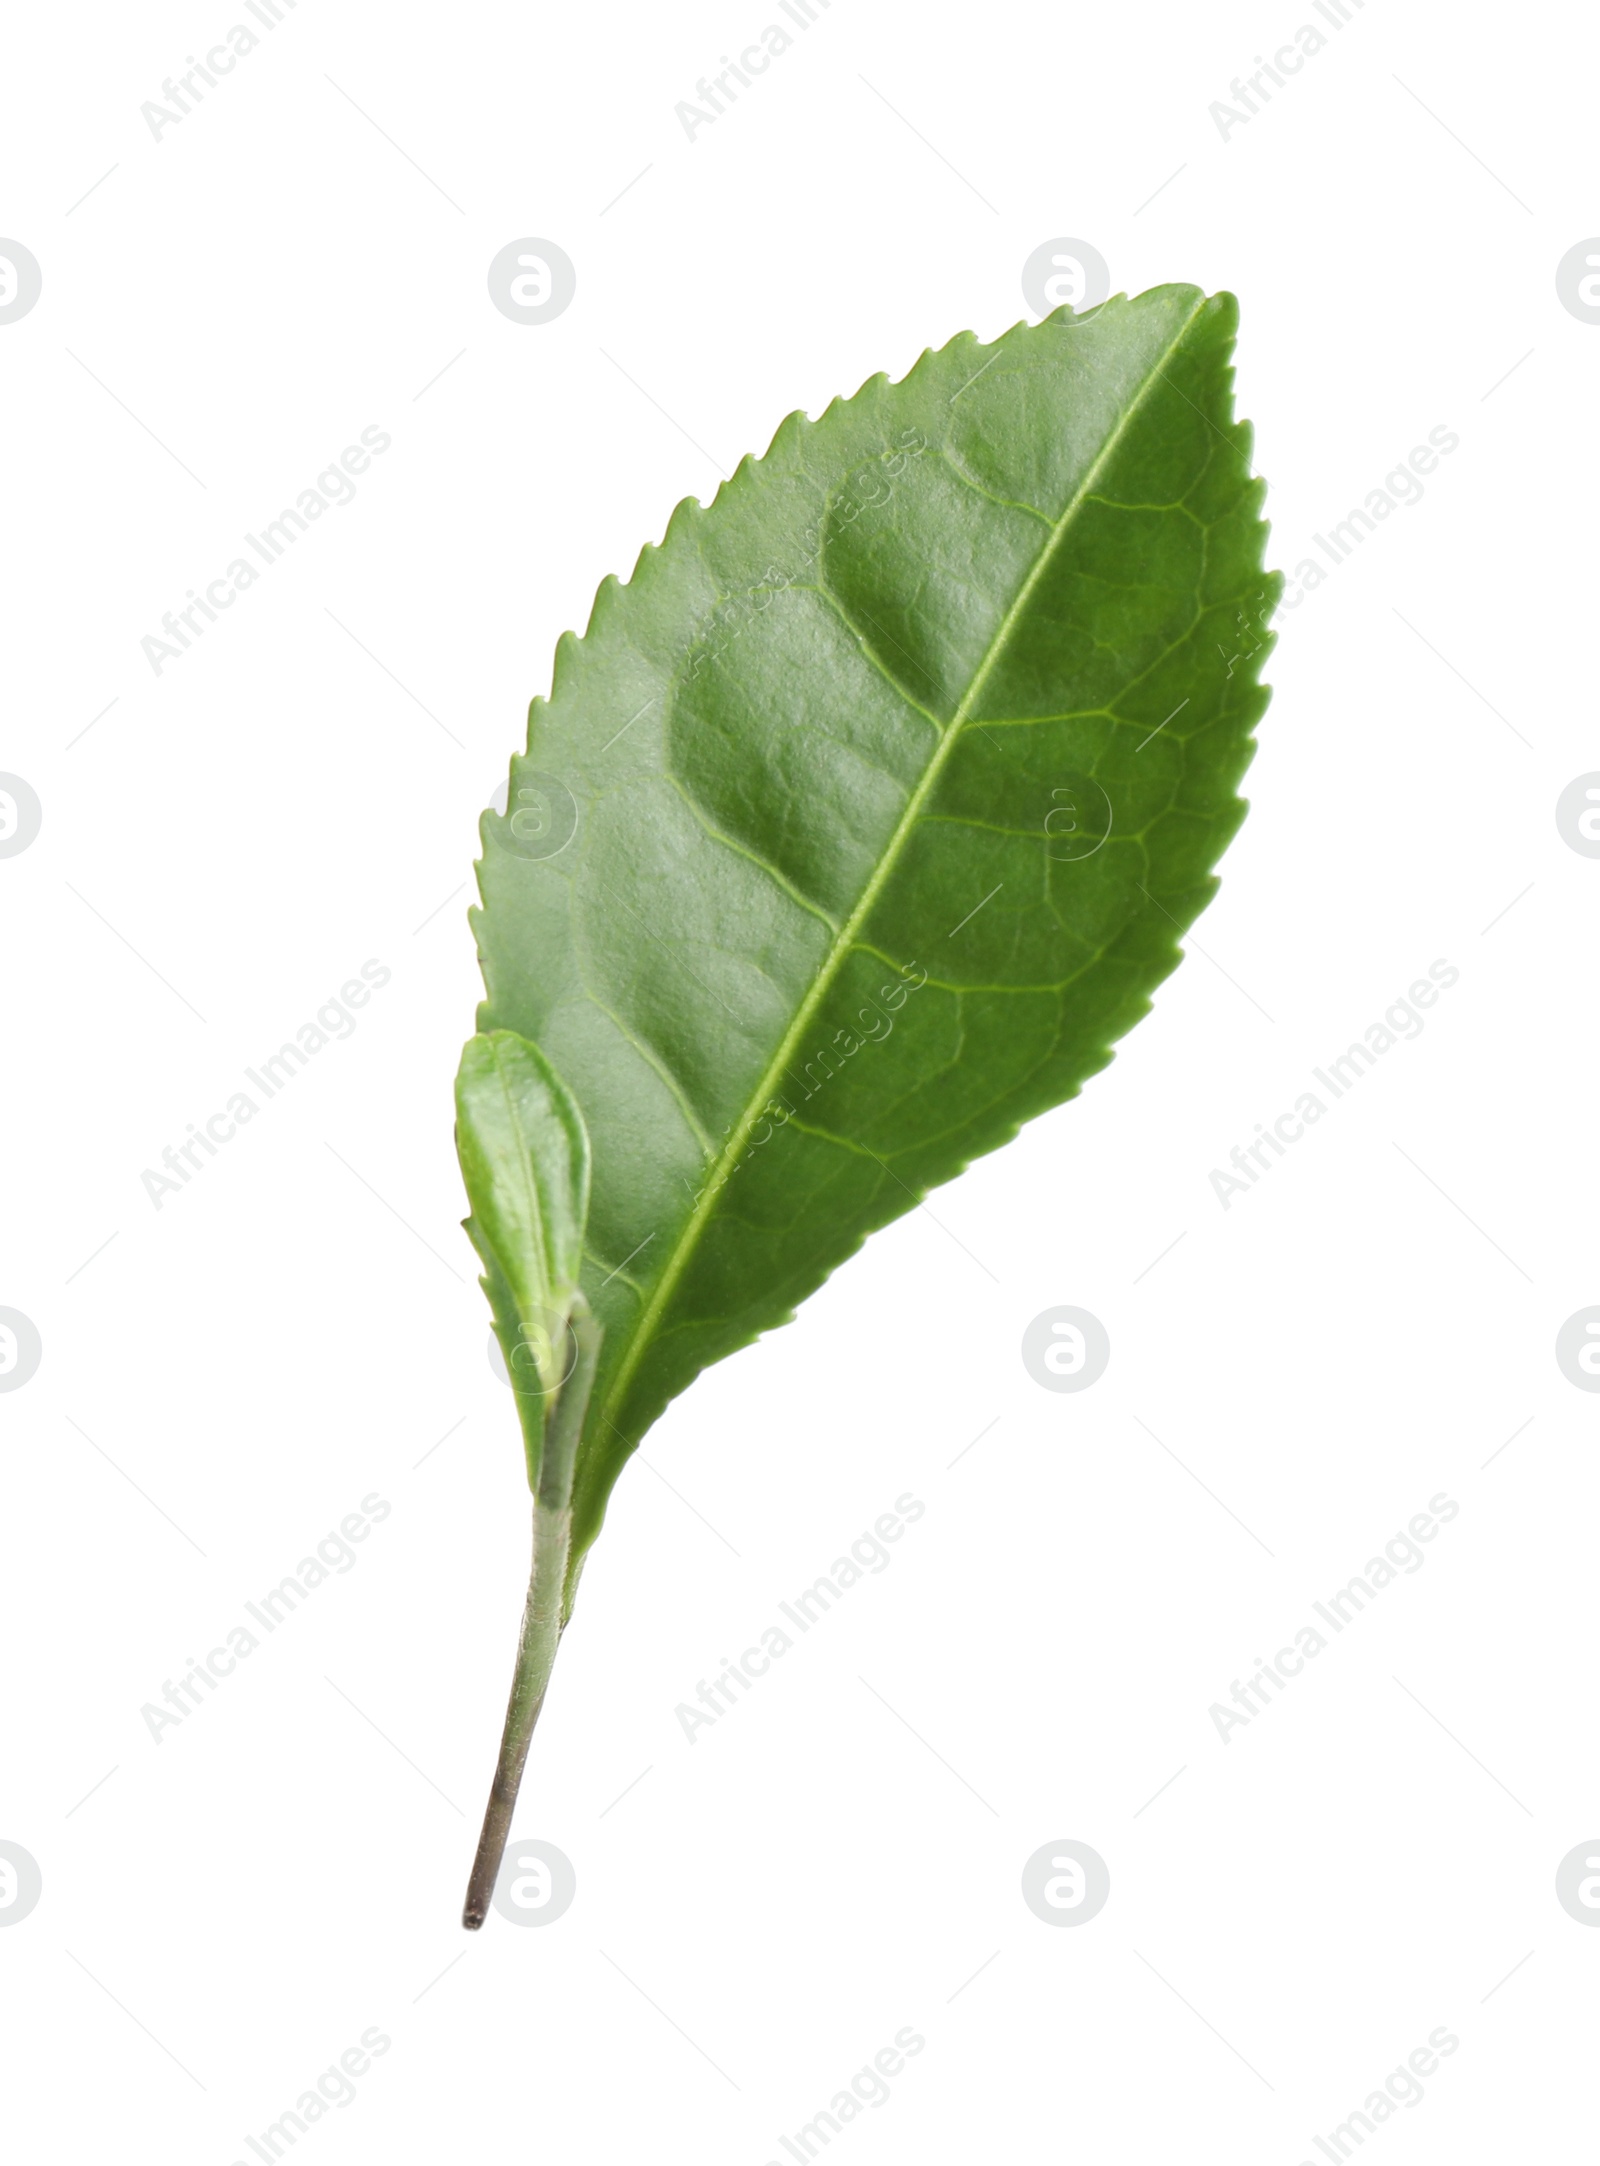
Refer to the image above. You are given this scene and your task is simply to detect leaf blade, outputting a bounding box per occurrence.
[473,285,1279,1573]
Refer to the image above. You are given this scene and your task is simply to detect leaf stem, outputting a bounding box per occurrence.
[462,1300,601,1930]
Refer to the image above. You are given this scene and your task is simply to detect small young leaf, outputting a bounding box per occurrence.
[455,1030,591,1424]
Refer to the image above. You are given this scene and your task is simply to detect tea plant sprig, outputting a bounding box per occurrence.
[455,286,1279,1925]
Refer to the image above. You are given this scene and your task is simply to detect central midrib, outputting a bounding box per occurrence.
[593,294,1209,1438]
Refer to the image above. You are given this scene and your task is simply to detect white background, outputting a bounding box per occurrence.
[3,0,1596,2159]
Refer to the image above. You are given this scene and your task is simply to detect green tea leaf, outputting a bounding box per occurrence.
[455,1030,591,1441]
[472,284,1278,1586]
